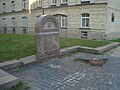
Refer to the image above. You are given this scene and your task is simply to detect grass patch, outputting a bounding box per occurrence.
[9,82,30,90]
[0,34,36,62]
[0,34,110,63]
[60,37,110,48]
[112,39,120,42]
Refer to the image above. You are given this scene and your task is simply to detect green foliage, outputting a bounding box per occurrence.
[112,39,120,42]
[9,82,30,90]
[0,34,109,63]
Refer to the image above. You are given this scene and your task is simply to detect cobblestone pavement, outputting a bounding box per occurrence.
[8,47,120,90]
[104,46,120,57]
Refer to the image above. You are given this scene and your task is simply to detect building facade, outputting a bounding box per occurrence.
[0,0,120,40]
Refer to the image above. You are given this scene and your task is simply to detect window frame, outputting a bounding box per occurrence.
[3,18,7,27]
[61,15,67,28]
[51,0,56,5]
[38,0,42,7]
[11,17,16,28]
[22,0,26,10]
[81,13,90,28]
[61,0,68,4]
[22,17,28,28]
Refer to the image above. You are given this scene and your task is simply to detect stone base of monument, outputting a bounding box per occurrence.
[36,54,59,63]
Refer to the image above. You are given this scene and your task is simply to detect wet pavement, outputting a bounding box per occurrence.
[7,47,120,90]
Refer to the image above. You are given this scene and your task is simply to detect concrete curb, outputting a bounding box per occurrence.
[95,42,120,53]
[0,60,22,70]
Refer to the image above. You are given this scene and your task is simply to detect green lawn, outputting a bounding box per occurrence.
[112,39,120,42]
[60,38,109,48]
[0,34,110,63]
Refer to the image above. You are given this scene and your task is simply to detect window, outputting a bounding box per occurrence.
[51,0,56,5]
[22,0,26,10]
[3,18,7,28]
[11,1,15,11]
[61,0,67,4]
[111,13,115,22]
[22,17,28,27]
[3,3,6,13]
[38,0,42,7]
[3,18,7,33]
[81,0,90,3]
[23,29,26,34]
[81,31,88,38]
[13,29,16,33]
[81,13,89,28]
[61,15,67,28]
[11,17,16,28]
[4,28,7,33]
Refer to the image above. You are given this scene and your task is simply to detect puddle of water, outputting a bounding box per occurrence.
[74,59,89,64]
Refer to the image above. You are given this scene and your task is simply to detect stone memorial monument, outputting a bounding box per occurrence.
[35,15,59,62]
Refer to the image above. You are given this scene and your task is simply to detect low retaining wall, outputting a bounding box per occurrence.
[61,42,120,55]
[0,42,119,70]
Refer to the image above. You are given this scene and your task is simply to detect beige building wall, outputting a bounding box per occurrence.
[107,8,120,40]
[0,0,120,40]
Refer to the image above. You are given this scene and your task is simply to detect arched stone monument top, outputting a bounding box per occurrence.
[35,15,60,62]
[35,15,59,33]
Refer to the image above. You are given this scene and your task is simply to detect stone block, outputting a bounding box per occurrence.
[0,69,18,90]
[60,49,69,55]
[21,55,37,65]
[65,46,80,52]
[0,60,22,70]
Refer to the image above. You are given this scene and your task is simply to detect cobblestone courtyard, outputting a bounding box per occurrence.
[8,47,120,90]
